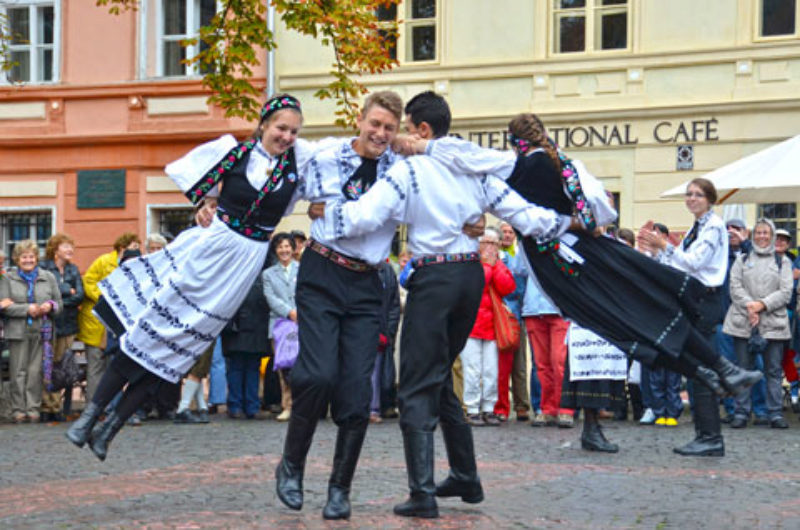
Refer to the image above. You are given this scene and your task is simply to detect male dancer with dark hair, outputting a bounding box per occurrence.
[312,91,576,518]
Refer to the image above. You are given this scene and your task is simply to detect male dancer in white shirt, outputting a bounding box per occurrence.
[311,91,578,518]
[272,91,405,520]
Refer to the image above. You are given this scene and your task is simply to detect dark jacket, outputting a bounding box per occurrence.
[39,259,84,337]
[221,275,270,356]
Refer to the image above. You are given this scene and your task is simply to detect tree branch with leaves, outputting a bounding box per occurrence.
[96,0,400,129]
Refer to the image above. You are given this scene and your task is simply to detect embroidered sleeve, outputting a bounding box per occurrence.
[165,135,239,203]
[323,164,410,240]
[665,223,725,277]
[484,176,570,242]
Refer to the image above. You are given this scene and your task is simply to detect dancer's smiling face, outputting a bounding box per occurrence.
[260,109,302,156]
[684,183,711,218]
[354,105,399,159]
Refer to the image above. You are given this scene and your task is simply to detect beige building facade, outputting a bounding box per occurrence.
[1,0,798,270]
[276,0,800,239]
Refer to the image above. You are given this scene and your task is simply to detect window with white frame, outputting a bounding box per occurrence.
[0,210,53,259]
[149,206,194,240]
[406,0,436,62]
[552,0,628,54]
[158,0,217,77]
[758,0,798,38]
[1,0,59,83]
[375,0,437,63]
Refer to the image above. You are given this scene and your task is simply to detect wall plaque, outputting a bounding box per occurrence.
[77,170,126,209]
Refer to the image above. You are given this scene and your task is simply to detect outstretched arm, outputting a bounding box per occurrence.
[483,176,573,243]
[313,166,410,240]
[422,136,517,179]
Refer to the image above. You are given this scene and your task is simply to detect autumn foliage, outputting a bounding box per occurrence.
[96,0,400,128]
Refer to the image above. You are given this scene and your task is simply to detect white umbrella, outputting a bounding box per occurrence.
[661,134,800,204]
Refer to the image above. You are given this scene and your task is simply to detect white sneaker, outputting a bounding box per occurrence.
[639,408,656,425]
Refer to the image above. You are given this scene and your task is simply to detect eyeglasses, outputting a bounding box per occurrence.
[685,191,705,199]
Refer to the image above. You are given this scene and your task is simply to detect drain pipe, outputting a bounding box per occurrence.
[266,3,276,97]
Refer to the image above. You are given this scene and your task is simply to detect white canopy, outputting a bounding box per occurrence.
[661,134,800,204]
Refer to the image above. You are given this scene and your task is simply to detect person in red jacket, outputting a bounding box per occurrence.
[460,227,516,426]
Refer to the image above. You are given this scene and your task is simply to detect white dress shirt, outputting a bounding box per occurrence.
[320,153,571,258]
[304,138,401,264]
[660,210,728,287]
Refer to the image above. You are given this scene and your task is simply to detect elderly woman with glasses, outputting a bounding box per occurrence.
[0,240,62,423]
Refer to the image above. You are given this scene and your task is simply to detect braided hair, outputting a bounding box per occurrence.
[508,113,560,170]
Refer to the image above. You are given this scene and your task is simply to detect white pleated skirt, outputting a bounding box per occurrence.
[99,215,269,383]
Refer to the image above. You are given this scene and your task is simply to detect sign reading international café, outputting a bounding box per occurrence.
[453,118,720,149]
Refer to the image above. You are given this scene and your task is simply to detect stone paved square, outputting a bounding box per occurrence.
[2,412,799,528]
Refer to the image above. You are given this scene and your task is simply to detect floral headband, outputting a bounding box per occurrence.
[260,95,302,122]
[508,132,532,153]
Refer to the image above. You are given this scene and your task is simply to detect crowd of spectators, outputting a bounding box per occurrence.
[1,212,799,454]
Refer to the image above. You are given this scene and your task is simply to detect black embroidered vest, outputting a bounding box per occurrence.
[215,148,298,241]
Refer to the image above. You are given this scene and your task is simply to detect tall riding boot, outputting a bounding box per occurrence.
[394,430,439,518]
[275,413,317,510]
[435,423,484,503]
[65,402,103,448]
[88,411,125,462]
[673,382,724,457]
[581,409,619,453]
[712,356,763,396]
[322,424,368,520]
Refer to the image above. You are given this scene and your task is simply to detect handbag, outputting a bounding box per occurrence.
[50,347,82,392]
[783,348,798,383]
[273,318,299,371]
[488,285,521,353]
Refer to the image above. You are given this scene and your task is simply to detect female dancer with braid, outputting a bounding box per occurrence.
[419,113,761,407]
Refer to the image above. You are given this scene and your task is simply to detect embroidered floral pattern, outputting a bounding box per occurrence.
[168,279,229,322]
[259,95,301,121]
[120,264,147,306]
[403,160,420,194]
[101,280,134,326]
[488,187,511,210]
[150,299,216,343]
[534,240,580,277]
[556,149,596,232]
[163,248,180,274]
[123,335,183,381]
[186,140,257,205]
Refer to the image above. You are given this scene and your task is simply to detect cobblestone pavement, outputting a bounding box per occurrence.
[2,411,799,529]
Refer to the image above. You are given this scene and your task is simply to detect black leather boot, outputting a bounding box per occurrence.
[322,425,368,520]
[394,431,439,518]
[580,416,619,453]
[88,411,124,462]
[275,414,316,510]
[712,356,763,396]
[65,402,103,448]
[694,366,727,398]
[674,382,724,457]
[435,423,484,503]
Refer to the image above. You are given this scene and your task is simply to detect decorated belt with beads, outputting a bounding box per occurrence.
[306,239,376,273]
[411,252,480,269]
[216,209,273,242]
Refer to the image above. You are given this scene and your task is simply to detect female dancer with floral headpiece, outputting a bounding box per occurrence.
[416,113,761,411]
[66,94,327,460]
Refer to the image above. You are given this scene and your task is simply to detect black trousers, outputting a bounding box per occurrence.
[690,290,723,438]
[290,249,382,427]
[398,261,484,433]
